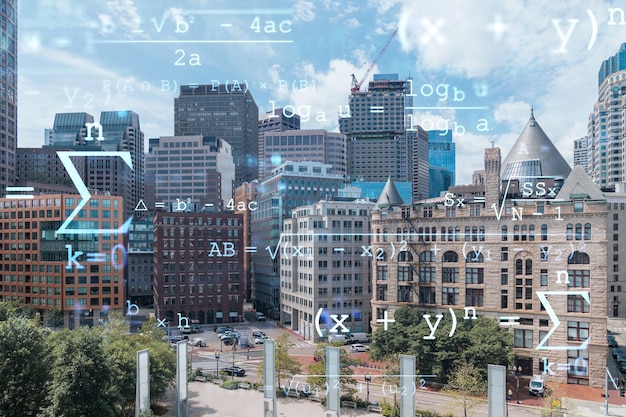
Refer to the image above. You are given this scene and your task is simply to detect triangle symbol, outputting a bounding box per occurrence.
[134,199,148,211]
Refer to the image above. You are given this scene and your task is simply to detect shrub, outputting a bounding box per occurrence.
[220,379,240,390]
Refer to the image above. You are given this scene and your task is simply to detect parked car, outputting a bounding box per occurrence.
[351,344,370,353]
[350,333,371,343]
[253,331,266,339]
[191,337,206,347]
[239,337,253,348]
[613,348,623,358]
[219,331,240,340]
[222,337,237,346]
[255,335,271,344]
[609,336,619,348]
[617,354,626,364]
[215,326,234,334]
[255,312,266,321]
[221,366,246,377]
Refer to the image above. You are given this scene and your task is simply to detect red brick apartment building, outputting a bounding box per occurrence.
[153,211,244,325]
[0,194,125,328]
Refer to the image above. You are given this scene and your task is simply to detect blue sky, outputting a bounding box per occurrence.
[16,0,626,184]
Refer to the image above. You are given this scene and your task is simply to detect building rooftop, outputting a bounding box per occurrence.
[501,109,571,181]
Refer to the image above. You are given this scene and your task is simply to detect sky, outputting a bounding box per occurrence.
[16,0,626,184]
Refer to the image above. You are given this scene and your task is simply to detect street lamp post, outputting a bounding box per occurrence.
[215,351,220,379]
[514,366,522,404]
[220,337,223,352]
[231,351,235,381]
[364,373,371,405]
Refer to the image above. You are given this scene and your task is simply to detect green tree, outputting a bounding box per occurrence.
[256,334,302,389]
[101,315,137,416]
[41,327,118,417]
[0,316,50,417]
[306,341,362,397]
[371,306,513,384]
[443,361,486,417]
[0,299,19,321]
[46,307,64,329]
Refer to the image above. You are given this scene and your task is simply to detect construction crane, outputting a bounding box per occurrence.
[350,27,399,93]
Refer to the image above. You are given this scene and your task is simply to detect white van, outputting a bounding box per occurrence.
[328,334,352,345]
[255,312,266,321]
[350,333,371,343]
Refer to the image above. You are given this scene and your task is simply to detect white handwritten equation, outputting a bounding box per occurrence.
[279,374,436,399]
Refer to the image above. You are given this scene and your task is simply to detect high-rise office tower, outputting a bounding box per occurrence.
[428,130,456,197]
[47,112,94,146]
[93,111,144,218]
[144,135,235,211]
[250,161,345,317]
[340,73,429,201]
[573,136,590,174]
[175,84,259,186]
[588,43,626,189]
[0,0,17,190]
[37,111,144,219]
[259,129,346,180]
[258,108,300,180]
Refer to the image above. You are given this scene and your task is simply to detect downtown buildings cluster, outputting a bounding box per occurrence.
[1,0,625,389]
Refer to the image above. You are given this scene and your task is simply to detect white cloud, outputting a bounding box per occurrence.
[293,0,316,23]
[104,0,144,37]
[345,18,360,29]
[18,48,174,148]
[265,59,366,131]
[493,99,531,132]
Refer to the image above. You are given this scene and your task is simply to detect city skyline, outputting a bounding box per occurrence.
[17,0,626,184]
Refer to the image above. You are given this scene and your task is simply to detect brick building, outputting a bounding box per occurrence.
[370,113,608,387]
[153,211,244,325]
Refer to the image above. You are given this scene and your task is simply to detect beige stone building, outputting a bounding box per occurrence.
[280,199,375,341]
[370,113,607,387]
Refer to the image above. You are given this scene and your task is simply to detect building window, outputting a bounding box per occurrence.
[465,268,484,284]
[584,223,591,240]
[501,270,508,285]
[419,266,436,283]
[397,286,413,302]
[514,329,533,348]
[513,225,519,241]
[376,284,388,301]
[501,225,508,241]
[397,266,412,282]
[567,295,590,313]
[568,270,590,288]
[566,224,573,240]
[568,252,589,264]
[419,251,434,262]
[541,224,548,241]
[442,287,459,305]
[501,290,508,308]
[376,266,388,280]
[419,287,436,304]
[575,223,582,240]
[567,321,589,341]
[466,289,484,306]
[525,259,532,275]
[442,251,458,262]
[442,267,459,283]
[516,259,523,275]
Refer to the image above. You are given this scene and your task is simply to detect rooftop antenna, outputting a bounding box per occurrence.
[490,140,495,148]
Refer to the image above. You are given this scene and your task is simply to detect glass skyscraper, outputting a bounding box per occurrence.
[174,84,259,186]
[0,0,16,190]
[428,130,456,197]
